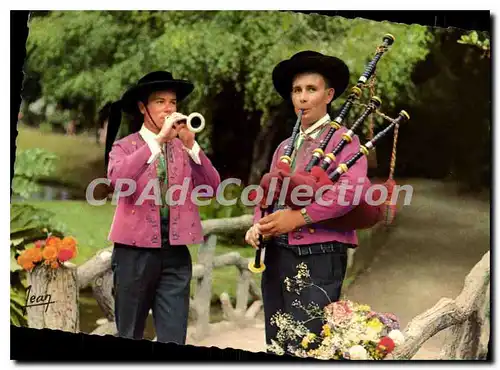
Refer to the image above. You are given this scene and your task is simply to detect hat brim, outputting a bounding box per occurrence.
[272,55,350,101]
[120,80,194,115]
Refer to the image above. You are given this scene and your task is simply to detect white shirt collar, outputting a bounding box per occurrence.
[139,124,160,146]
[301,113,331,136]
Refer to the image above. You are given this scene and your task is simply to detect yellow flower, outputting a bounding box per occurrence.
[321,324,331,337]
[358,304,371,311]
[301,333,316,349]
[301,336,309,349]
[367,318,384,333]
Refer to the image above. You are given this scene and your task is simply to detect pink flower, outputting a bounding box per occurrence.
[34,240,45,248]
[324,301,353,325]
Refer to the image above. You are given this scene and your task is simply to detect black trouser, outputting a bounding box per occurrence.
[261,240,348,352]
[111,240,192,344]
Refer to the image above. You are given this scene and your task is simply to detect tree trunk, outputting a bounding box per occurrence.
[26,264,79,333]
[248,109,282,185]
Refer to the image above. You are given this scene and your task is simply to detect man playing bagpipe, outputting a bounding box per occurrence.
[105,71,221,344]
[245,51,369,352]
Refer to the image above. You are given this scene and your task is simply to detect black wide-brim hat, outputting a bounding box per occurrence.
[120,71,194,115]
[104,71,194,169]
[272,51,350,101]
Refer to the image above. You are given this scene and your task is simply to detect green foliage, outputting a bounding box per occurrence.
[198,183,250,220]
[26,11,433,142]
[10,203,65,250]
[12,148,58,199]
[11,286,28,327]
[457,30,490,58]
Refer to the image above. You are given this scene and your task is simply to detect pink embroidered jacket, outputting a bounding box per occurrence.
[107,132,221,248]
[253,125,368,246]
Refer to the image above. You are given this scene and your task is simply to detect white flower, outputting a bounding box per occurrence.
[349,345,368,360]
[359,327,379,342]
[388,330,405,346]
[345,331,361,345]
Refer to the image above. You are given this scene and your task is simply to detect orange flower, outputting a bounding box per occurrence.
[17,253,28,266]
[42,245,58,262]
[50,260,60,269]
[22,261,35,271]
[24,247,42,263]
[45,236,62,251]
[61,236,77,248]
[17,251,36,271]
[61,237,78,257]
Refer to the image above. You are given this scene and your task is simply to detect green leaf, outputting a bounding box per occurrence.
[471,31,478,44]
[11,249,22,272]
[10,289,26,307]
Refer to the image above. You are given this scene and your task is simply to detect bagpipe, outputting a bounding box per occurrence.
[247,33,411,274]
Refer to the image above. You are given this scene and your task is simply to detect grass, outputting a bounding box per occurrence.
[18,200,117,265]
[14,125,105,193]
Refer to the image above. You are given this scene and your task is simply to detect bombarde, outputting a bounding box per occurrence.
[304,33,395,172]
[186,112,205,133]
[165,112,206,133]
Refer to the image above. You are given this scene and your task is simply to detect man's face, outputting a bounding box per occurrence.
[138,90,177,133]
[291,72,334,126]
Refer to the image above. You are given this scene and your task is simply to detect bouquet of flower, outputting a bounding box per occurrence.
[16,235,78,271]
[267,263,405,360]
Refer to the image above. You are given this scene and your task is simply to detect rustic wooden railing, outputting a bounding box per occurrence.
[25,214,259,342]
[389,250,490,360]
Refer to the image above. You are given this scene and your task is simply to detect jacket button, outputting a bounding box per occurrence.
[132,210,136,214]
[131,141,136,145]
[132,240,136,245]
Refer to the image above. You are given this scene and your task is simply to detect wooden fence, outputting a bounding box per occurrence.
[23,214,490,359]
[26,214,259,342]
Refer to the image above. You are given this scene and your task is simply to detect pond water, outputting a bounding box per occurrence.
[12,183,84,202]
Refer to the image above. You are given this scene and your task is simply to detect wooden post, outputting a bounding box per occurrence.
[26,263,79,333]
[191,234,217,341]
[91,268,115,322]
[440,271,490,360]
[235,269,251,315]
